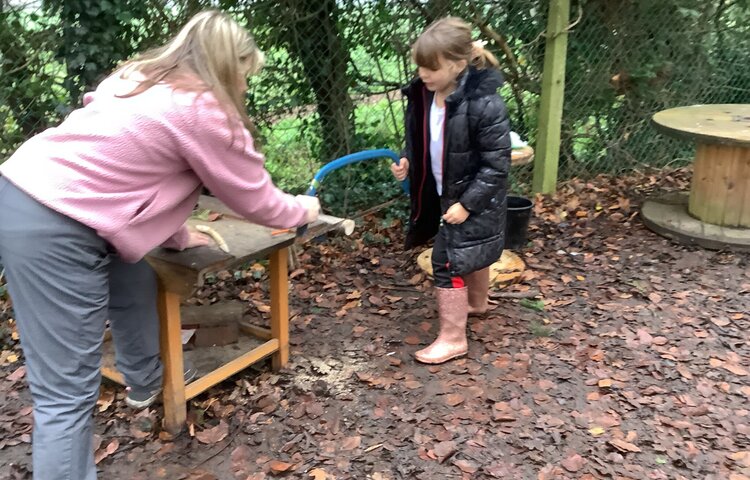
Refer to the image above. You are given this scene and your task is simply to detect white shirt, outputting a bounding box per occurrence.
[429,96,445,196]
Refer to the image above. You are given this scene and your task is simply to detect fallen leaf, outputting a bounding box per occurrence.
[341,436,361,451]
[195,420,229,445]
[609,438,641,453]
[187,470,218,480]
[453,459,479,474]
[589,426,605,437]
[94,439,119,464]
[404,336,421,345]
[308,468,328,479]
[368,295,383,306]
[433,441,456,462]
[269,461,293,474]
[187,471,218,480]
[446,394,465,407]
[106,439,119,454]
[306,402,325,418]
[728,451,750,467]
[648,292,662,304]
[231,445,252,474]
[723,363,748,376]
[562,453,585,472]
[637,329,653,345]
[129,415,154,439]
[342,300,359,310]
[676,365,693,379]
[6,366,25,382]
[97,389,115,413]
[711,317,731,327]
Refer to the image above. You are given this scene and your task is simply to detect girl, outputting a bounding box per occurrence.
[391,17,511,365]
[0,10,319,480]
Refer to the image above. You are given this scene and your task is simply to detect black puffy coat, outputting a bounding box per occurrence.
[401,66,511,276]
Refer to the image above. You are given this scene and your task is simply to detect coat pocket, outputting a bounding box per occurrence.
[446,232,504,277]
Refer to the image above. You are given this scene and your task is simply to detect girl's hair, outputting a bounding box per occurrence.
[119,10,263,133]
[412,17,499,71]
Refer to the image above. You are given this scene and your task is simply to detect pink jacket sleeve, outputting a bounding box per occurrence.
[176,95,308,229]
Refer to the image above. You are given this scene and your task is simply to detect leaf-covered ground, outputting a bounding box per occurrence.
[1,168,748,480]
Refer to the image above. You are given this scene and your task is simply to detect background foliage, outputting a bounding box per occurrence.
[2,0,749,216]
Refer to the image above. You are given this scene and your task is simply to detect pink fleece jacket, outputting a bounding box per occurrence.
[0,72,308,262]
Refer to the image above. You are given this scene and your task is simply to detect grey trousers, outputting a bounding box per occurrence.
[0,177,162,480]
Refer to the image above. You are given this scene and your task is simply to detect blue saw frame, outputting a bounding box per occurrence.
[297,149,409,236]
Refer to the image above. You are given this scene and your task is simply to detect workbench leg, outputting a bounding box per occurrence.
[270,247,289,371]
[157,284,186,434]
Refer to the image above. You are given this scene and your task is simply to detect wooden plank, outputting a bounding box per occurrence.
[690,144,750,227]
[689,144,717,223]
[724,146,750,227]
[101,366,124,386]
[184,339,279,400]
[146,195,351,291]
[741,148,750,227]
[145,256,202,299]
[532,0,570,194]
[270,247,289,371]
[157,286,187,435]
[239,321,273,340]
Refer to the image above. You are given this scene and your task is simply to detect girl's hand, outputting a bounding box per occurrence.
[185,229,212,249]
[443,203,470,224]
[390,158,409,181]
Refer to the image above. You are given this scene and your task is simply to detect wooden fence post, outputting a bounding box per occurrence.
[533,0,571,194]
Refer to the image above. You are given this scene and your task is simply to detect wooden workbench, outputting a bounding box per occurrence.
[101,195,352,433]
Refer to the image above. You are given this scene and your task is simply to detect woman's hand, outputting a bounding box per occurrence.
[185,229,212,249]
[296,195,321,224]
[443,203,470,224]
[390,158,409,181]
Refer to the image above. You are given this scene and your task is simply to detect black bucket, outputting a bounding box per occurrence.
[505,196,533,250]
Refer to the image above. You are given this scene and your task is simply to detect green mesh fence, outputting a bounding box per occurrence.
[560,0,750,178]
[2,0,748,209]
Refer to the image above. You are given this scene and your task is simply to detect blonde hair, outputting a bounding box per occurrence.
[119,10,264,133]
[412,17,499,71]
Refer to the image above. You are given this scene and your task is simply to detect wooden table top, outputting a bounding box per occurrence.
[652,104,750,147]
[146,195,350,295]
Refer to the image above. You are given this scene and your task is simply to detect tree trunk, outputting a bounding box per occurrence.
[281,0,354,161]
